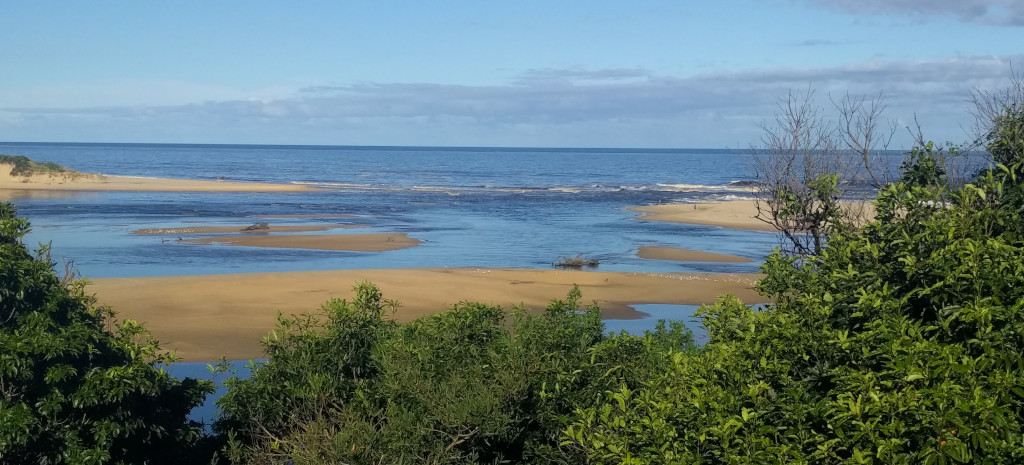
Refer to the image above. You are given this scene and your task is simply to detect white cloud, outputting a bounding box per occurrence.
[805,0,1024,25]
[1,55,1020,147]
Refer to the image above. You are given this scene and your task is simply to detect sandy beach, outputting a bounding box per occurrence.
[0,163,318,193]
[638,246,753,263]
[183,232,421,252]
[630,200,776,231]
[89,268,763,361]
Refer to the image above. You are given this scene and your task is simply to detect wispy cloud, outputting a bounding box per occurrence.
[805,0,1024,26]
[2,55,1020,147]
[789,39,845,47]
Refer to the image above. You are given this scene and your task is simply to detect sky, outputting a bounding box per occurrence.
[1,1,1021,148]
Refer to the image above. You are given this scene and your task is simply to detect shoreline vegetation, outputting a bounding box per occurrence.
[88,268,763,361]
[0,160,320,193]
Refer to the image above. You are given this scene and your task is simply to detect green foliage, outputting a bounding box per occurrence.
[987,107,1024,174]
[214,285,698,464]
[564,165,1024,463]
[0,154,68,177]
[899,142,952,188]
[0,203,213,464]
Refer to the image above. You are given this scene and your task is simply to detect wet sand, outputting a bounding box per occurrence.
[183,232,421,252]
[89,268,763,361]
[638,246,753,263]
[133,224,365,235]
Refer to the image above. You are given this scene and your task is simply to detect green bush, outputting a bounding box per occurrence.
[0,202,213,464]
[214,284,698,464]
[0,155,69,177]
[563,165,1024,463]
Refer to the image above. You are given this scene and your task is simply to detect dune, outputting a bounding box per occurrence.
[89,268,764,361]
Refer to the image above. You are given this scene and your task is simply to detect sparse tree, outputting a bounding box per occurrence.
[833,92,898,188]
[971,69,1024,171]
[752,89,902,256]
[752,89,851,255]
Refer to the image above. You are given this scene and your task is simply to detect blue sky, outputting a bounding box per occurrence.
[1,1,1021,148]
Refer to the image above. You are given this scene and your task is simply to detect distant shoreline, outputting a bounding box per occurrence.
[0,162,320,193]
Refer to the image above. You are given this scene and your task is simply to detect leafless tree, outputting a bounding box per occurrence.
[752,88,849,256]
[751,89,894,256]
[970,68,1024,168]
[833,92,898,189]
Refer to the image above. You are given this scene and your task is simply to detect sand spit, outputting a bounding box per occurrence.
[631,200,875,232]
[253,214,356,219]
[0,163,318,193]
[89,268,763,361]
[630,200,776,231]
[638,246,753,263]
[183,232,421,252]
[133,224,365,235]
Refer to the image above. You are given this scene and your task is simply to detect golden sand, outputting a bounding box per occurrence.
[630,200,776,231]
[637,246,753,263]
[89,268,763,361]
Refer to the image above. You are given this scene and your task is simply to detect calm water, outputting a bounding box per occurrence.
[2,142,780,278]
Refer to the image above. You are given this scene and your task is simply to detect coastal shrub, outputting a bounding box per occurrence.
[563,165,1024,463]
[0,154,68,177]
[214,284,699,464]
[0,202,213,465]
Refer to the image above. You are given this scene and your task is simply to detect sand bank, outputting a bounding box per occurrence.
[631,200,875,232]
[0,163,317,193]
[89,268,763,361]
[183,232,421,252]
[638,246,753,263]
[133,224,364,235]
[253,214,355,219]
[630,200,776,231]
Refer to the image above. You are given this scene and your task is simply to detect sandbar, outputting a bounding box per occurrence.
[88,268,763,361]
[0,163,318,193]
[638,246,753,263]
[631,200,875,232]
[133,224,364,235]
[630,200,776,231]
[183,232,421,252]
[253,214,355,219]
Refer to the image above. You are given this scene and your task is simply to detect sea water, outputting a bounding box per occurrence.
[2,143,785,278]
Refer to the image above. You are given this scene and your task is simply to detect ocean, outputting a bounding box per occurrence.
[1,142,779,279]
